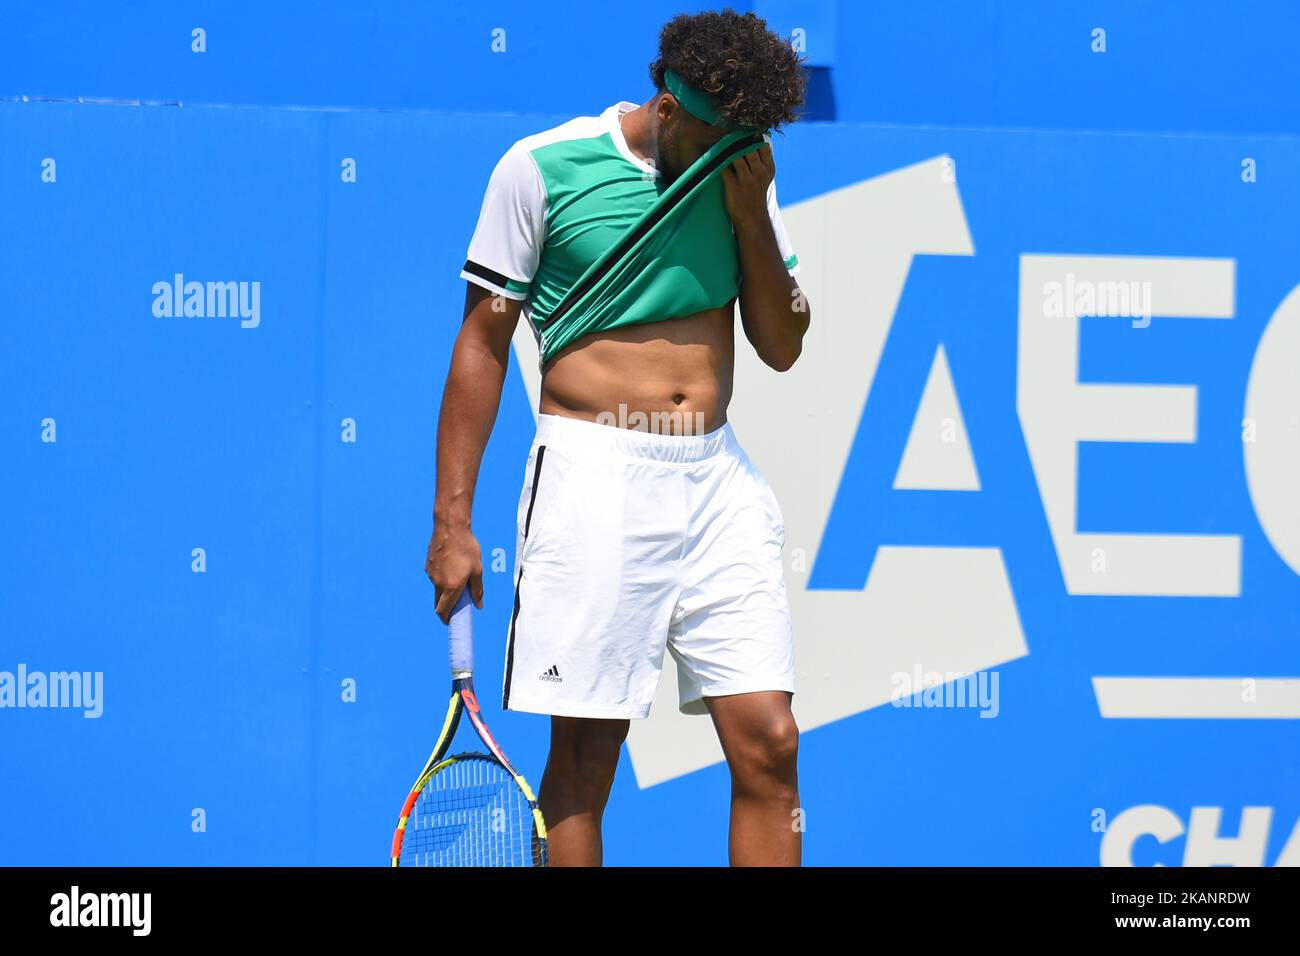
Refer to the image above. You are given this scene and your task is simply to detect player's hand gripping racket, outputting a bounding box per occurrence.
[390,590,548,866]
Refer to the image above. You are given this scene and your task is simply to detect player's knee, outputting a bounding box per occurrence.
[731,713,799,786]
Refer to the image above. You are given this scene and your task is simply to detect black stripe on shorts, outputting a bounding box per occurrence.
[503,445,547,709]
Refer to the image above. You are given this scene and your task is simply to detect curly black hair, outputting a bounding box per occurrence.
[649,9,807,131]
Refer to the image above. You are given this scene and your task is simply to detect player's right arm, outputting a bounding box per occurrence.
[427,286,523,623]
[427,140,546,623]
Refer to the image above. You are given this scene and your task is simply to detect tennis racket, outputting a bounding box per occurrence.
[390,589,548,866]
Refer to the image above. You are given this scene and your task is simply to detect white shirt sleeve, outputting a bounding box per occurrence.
[459,141,547,300]
[767,177,800,277]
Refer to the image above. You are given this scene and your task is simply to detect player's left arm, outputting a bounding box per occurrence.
[724,142,810,372]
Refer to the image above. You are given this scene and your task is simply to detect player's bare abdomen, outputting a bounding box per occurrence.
[539,305,735,435]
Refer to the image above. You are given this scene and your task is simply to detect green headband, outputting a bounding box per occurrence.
[663,68,744,130]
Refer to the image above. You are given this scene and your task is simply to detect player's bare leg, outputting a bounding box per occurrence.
[538,715,631,866]
[707,690,801,866]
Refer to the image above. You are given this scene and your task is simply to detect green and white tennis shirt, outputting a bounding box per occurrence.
[460,102,800,364]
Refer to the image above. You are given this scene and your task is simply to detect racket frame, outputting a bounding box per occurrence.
[390,673,548,866]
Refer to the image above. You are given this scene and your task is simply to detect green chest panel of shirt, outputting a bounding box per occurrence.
[526,130,760,363]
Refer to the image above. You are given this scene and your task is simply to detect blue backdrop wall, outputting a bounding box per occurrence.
[2,2,1298,866]
[3,0,1299,134]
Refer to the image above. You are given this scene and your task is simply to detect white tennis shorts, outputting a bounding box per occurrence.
[501,413,796,720]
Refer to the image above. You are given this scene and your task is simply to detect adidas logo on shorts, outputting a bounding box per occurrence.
[539,664,563,683]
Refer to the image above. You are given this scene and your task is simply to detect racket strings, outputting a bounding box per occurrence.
[400,754,541,867]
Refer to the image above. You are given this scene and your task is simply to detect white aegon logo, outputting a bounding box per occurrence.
[509,155,1300,787]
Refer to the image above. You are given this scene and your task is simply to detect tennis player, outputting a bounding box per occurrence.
[426,10,809,866]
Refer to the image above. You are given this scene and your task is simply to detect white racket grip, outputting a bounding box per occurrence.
[448,589,474,677]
